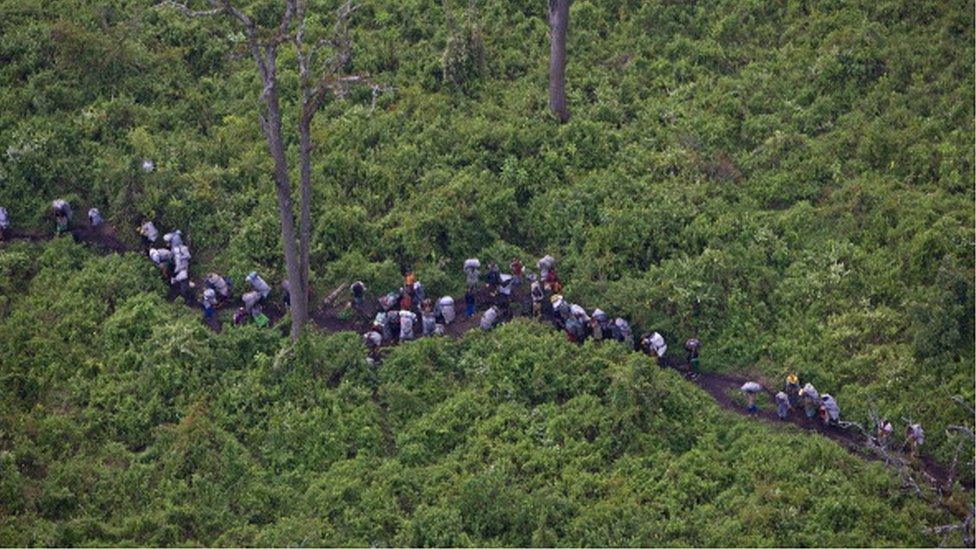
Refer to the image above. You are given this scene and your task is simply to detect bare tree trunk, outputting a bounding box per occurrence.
[297,114,313,320]
[547,0,570,123]
[163,0,376,340]
[262,84,308,340]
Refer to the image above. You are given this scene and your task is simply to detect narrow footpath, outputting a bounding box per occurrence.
[2,222,968,499]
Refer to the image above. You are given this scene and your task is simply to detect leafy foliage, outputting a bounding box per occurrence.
[0,0,972,544]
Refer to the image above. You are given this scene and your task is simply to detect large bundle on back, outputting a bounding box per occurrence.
[821,394,840,421]
[740,382,762,393]
[569,303,589,321]
[480,306,499,330]
[438,296,456,324]
[537,255,555,276]
[591,308,609,323]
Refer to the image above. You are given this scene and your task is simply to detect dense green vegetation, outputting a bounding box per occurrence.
[0,0,972,544]
[0,240,954,545]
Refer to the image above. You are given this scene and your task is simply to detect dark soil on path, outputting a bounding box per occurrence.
[2,220,968,501]
[689,368,957,486]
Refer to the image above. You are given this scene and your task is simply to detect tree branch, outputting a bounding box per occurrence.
[160,0,271,80]
[302,74,375,122]
[370,83,392,110]
[291,0,309,85]
[217,0,255,30]
[273,0,295,45]
[862,438,924,496]
[156,0,221,17]
[947,425,976,441]
[952,395,976,417]
[945,439,965,490]
[924,512,975,548]
[328,1,359,70]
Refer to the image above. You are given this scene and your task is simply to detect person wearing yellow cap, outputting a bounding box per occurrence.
[785,373,800,407]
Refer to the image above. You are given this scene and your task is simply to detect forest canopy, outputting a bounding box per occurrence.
[0,0,972,545]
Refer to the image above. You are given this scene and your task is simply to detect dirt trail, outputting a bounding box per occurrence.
[1,221,968,497]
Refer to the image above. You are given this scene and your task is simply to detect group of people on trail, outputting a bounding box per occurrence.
[360,254,704,380]
[139,217,285,327]
[0,199,105,241]
[361,257,557,359]
[200,268,278,328]
[361,271,457,360]
[49,199,104,235]
[2,201,931,460]
[145,225,195,303]
[869,417,924,457]
[746,372,925,456]
[745,374,844,428]
[0,200,290,330]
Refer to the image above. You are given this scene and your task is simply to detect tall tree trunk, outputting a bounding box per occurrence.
[548,0,570,123]
[297,113,313,320]
[166,1,319,340]
[262,84,308,340]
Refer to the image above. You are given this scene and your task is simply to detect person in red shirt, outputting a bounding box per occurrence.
[510,257,523,287]
[545,268,561,293]
[399,289,412,311]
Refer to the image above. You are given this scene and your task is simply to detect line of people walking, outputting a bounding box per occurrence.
[4,200,927,459]
[137,212,294,327]
[749,372,924,455]
[0,199,102,241]
[358,254,704,376]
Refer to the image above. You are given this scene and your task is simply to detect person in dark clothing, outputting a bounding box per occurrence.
[485,263,501,294]
[202,289,217,321]
[877,419,893,448]
[785,373,801,407]
[685,338,701,374]
[465,289,476,317]
[139,220,159,249]
[351,281,366,307]
[203,273,231,304]
[88,208,103,228]
[544,268,560,293]
[0,207,9,241]
[387,311,401,342]
[233,307,249,326]
[589,317,603,341]
[52,199,72,235]
[564,316,584,343]
[530,280,544,318]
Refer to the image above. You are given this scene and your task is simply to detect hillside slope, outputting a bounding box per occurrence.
[0,239,954,545]
[0,0,972,544]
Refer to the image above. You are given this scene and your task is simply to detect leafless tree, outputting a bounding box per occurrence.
[161,0,383,339]
[547,0,570,122]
